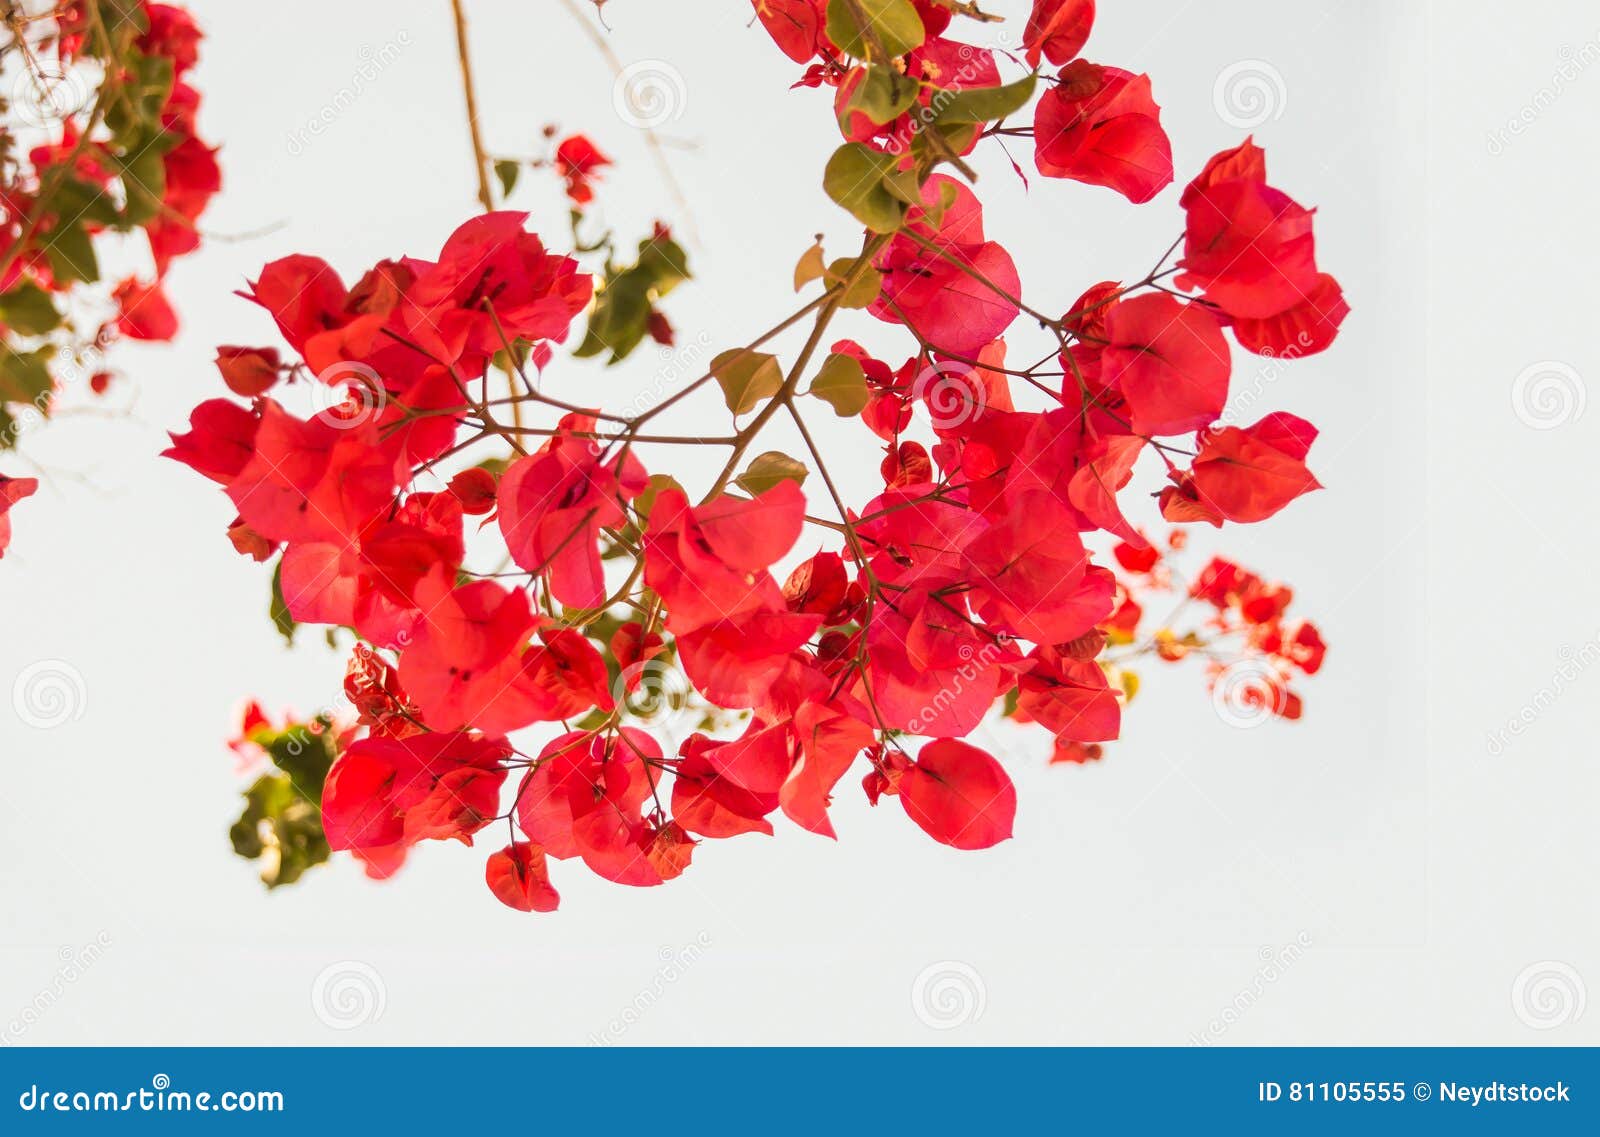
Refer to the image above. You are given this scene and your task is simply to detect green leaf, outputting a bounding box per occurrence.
[0,347,54,406]
[824,143,910,233]
[574,230,692,365]
[493,158,521,199]
[809,352,870,416]
[632,473,686,522]
[928,72,1038,125]
[736,450,809,495]
[227,714,339,889]
[838,65,919,130]
[712,349,784,415]
[825,0,926,60]
[269,560,297,645]
[43,222,99,286]
[0,284,62,336]
[825,258,883,309]
[229,773,330,889]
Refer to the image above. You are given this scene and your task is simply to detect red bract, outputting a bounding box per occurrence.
[0,475,38,558]
[554,134,611,204]
[898,739,1016,850]
[498,414,647,608]
[870,176,1020,356]
[1102,293,1231,436]
[1025,0,1096,68]
[1034,61,1172,203]
[188,4,1340,913]
[486,842,562,912]
[1177,140,1333,330]
[322,732,510,859]
[1164,413,1322,524]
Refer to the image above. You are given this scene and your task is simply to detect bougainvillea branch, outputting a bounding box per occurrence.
[0,0,218,556]
[186,0,1342,906]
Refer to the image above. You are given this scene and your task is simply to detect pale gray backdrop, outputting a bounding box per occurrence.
[0,0,1592,1044]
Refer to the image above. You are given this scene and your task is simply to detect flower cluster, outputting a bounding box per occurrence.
[0,0,219,555]
[188,0,1344,911]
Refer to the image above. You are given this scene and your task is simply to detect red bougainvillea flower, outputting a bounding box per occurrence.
[1230,271,1349,358]
[213,346,281,397]
[751,0,828,63]
[1024,0,1095,68]
[1101,292,1231,436]
[1034,60,1173,203]
[516,728,665,887]
[871,175,1020,357]
[486,842,562,912]
[498,413,647,609]
[1177,139,1333,326]
[113,277,179,341]
[398,211,593,368]
[554,134,611,204]
[163,399,259,485]
[644,481,819,706]
[1014,644,1122,743]
[0,475,39,559]
[1161,412,1322,524]
[322,731,510,859]
[897,739,1016,850]
[225,401,397,545]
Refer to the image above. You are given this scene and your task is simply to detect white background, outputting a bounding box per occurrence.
[1,0,1594,1045]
